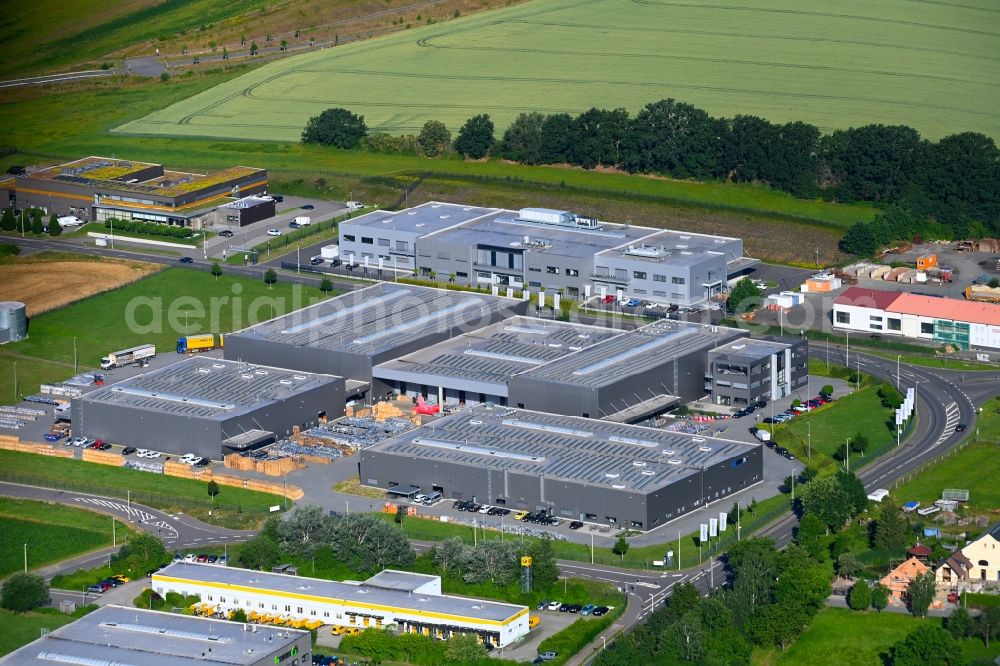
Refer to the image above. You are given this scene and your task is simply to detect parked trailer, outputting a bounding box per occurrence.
[100,344,156,369]
[176,334,224,353]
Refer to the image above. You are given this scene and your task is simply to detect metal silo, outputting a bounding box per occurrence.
[0,301,27,342]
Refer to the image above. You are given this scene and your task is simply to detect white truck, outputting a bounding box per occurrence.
[100,344,156,370]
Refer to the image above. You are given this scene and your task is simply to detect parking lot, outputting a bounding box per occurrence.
[205,195,347,261]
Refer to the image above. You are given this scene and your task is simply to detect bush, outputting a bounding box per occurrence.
[104,218,193,240]
[134,587,167,610]
[160,71,170,82]
[1,573,48,612]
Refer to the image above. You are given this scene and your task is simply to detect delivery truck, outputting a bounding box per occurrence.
[176,333,224,354]
[100,344,156,369]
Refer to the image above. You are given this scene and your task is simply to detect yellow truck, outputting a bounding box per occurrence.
[176,333,225,353]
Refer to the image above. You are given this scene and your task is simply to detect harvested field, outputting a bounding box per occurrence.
[0,255,159,316]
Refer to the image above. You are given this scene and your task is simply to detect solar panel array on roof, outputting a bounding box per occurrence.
[521,320,742,387]
[373,317,618,389]
[367,405,755,493]
[78,357,338,419]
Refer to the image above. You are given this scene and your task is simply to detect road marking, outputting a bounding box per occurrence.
[635,582,661,589]
[72,497,178,538]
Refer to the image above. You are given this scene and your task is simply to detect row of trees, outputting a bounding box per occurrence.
[1,208,63,236]
[432,534,558,588]
[239,507,415,574]
[300,101,1000,240]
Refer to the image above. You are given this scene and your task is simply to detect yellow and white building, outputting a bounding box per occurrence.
[152,563,530,648]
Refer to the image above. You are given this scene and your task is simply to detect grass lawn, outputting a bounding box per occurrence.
[0,449,283,516]
[751,607,1000,666]
[0,497,137,577]
[0,608,92,656]
[762,386,894,476]
[1,266,334,402]
[894,397,1000,511]
[379,491,790,571]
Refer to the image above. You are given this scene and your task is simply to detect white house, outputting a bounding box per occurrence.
[936,523,1000,589]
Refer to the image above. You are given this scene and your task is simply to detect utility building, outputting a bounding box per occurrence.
[338,202,756,306]
[72,357,343,459]
[224,283,528,384]
[360,405,762,531]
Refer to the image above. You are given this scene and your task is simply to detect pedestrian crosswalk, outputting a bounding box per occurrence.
[72,497,178,540]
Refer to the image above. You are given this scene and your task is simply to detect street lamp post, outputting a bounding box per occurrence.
[807,421,812,459]
[12,361,18,403]
[897,355,901,389]
[73,336,78,374]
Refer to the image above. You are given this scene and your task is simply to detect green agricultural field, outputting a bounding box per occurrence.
[117,0,1000,142]
[0,498,128,577]
[0,265,333,401]
[751,607,1000,665]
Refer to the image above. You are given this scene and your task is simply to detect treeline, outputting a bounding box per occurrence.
[301,101,1000,246]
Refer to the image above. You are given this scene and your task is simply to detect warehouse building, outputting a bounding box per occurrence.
[215,195,276,227]
[372,316,619,407]
[224,283,528,384]
[338,202,756,306]
[373,318,746,420]
[360,405,762,531]
[153,563,529,648]
[507,320,745,420]
[706,337,809,407]
[832,287,1000,350]
[72,357,343,459]
[5,156,266,228]
[0,604,311,666]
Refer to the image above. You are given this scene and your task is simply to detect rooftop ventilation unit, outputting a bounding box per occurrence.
[501,418,593,438]
[698,446,712,452]
[623,245,670,259]
[610,434,658,448]
[731,343,746,350]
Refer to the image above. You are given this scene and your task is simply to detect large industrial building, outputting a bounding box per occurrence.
[2,156,267,228]
[373,317,747,421]
[706,337,809,407]
[832,286,1000,351]
[224,283,528,384]
[153,563,529,648]
[360,405,762,531]
[72,357,344,458]
[337,202,757,306]
[0,604,311,666]
[506,320,744,420]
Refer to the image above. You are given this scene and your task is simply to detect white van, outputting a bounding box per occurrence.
[753,429,771,443]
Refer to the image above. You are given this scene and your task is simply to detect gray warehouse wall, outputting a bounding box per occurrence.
[506,378,599,419]
[72,400,224,459]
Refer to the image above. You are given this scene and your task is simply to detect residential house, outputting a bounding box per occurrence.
[879,556,930,602]
[935,522,1000,589]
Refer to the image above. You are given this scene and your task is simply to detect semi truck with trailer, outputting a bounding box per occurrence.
[176,334,224,354]
[100,344,156,370]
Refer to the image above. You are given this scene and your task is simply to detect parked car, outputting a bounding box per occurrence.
[184,553,196,563]
[956,424,967,432]
[547,600,562,611]
[44,432,65,442]
[173,552,183,562]
[536,600,550,610]
[592,606,609,616]
[270,194,284,203]
[194,458,210,467]
[178,256,194,264]
[301,204,315,210]
[266,229,281,237]
[69,436,88,447]
[289,221,302,229]
[207,555,218,563]
[558,603,571,612]
[538,651,558,661]
[569,520,584,530]
[624,298,642,308]
[96,441,111,451]
[218,229,234,238]
[196,554,209,563]
[514,510,529,521]
[218,555,228,566]
[310,257,324,265]
[345,201,364,210]
[580,604,595,616]
[568,604,581,613]
[86,584,105,594]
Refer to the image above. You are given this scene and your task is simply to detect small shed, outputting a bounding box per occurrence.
[915,254,937,270]
[869,265,891,280]
[908,543,932,563]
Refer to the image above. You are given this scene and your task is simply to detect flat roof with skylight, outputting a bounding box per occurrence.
[0,604,308,666]
[365,405,757,493]
[75,356,340,420]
